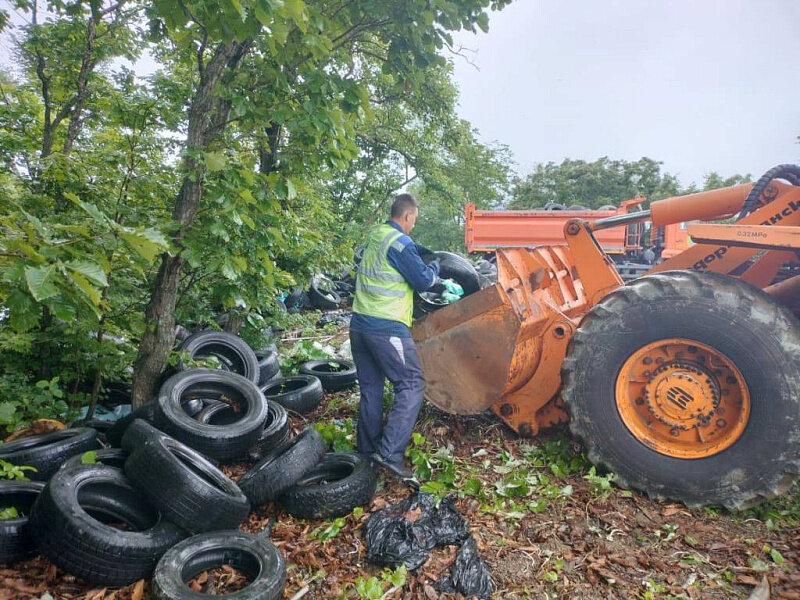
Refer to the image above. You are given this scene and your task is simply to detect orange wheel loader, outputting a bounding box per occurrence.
[412,164,800,510]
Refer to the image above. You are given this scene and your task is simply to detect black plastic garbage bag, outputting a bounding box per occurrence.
[434,536,494,599]
[364,493,469,570]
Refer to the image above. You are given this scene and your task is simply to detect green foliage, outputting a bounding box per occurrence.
[1,0,517,413]
[80,450,99,465]
[309,517,347,541]
[0,460,36,481]
[354,566,407,599]
[0,506,20,520]
[741,482,800,529]
[315,419,356,452]
[278,340,334,374]
[510,157,683,209]
[0,376,77,432]
[583,466,616,497]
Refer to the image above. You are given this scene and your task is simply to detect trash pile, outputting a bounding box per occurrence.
[0,330,373,598]
[282,274,354,313]
[365,492,494,598]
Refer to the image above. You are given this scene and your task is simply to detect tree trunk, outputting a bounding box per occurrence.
[131,39,251,408]
[131,254,183,406]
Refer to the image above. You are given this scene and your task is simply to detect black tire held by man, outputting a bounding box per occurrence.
[152,531,286,600]
[260,375,324,414]
[177,330,260,384]
[124,434,250,533]
[562,271,800,510]
[277,452,377,519]
[418,250,481,297]
[0,428,99,481]
[238,427,327,506]
[0,480,45,564]
[299,360,357,392]
[28,464,185,586]
[155,369,268,462]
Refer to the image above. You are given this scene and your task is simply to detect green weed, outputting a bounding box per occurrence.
[0,460,36,481]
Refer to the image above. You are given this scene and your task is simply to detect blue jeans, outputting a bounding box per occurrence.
[349,330,425,463]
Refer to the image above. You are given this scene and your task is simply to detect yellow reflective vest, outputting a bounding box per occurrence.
[353,224,414,327]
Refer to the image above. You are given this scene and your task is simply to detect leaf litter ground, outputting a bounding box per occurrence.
[2,384,798,599]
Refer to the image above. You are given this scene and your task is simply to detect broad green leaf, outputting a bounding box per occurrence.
[24,265,59,301]
[228,0,244,18]
[284,0,306,26]
[239,212,256,229]
[66,261,108,287]
[286,178,297,200]
[120,230,168,262]
[0,402,17,425]
[0,507,19,519]
[203,151,227,172]
[6,290,40,332]
[68,271,102,307]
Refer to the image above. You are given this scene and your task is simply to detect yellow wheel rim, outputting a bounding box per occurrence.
[615,338,750,459]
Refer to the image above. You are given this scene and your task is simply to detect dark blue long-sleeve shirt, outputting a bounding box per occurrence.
[350,221,439,337]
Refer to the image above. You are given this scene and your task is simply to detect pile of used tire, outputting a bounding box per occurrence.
[0,331,370,597]
[284,273,355,313]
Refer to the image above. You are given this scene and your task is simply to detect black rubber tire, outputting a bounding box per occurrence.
[255,349,281,387]
[70,418,114,433]
[598,204,617,211]
[567,204,587,211]
[254,401,290,457]
[69,418,113,445]
[277,452,377,519]
[178,331,260,385]
[61,447,128,471]
[106,398,205,448]
[424,251,481,297]
[194,402,240,425]
[121,418,168,453]
[0,428,99,481]
[152,531,286,600]
[155,370,268,462]
[0,480,44,564]
[261,375,324,413]
[238,428,327,506]
[562,270,800,510]
[299,360,357,393]
[543,202,566,210]
[125,435,250,533]
[309,275,341,310]
[28,464,185,586]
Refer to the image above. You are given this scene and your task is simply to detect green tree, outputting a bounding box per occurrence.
[509,157,683,209]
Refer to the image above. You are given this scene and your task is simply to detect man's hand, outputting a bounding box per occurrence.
[428,278,446,294]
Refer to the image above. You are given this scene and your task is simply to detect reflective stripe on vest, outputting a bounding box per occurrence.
[353,224,414,327]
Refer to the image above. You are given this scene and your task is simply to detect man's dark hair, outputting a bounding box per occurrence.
[390,193,419,218]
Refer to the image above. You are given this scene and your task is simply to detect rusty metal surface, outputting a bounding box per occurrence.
[412,244,617,431]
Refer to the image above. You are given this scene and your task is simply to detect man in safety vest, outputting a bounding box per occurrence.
[350,193,442,481]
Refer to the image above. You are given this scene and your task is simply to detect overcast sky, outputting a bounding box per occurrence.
[451,0,800,186]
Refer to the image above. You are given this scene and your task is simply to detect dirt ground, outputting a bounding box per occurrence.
[1,389,798,600]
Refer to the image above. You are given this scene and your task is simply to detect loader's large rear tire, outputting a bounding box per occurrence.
[562,270,800,510]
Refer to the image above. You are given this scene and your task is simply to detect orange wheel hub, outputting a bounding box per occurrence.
[615,339,750,459]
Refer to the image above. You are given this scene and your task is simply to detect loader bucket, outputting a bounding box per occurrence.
[411,245,620,435]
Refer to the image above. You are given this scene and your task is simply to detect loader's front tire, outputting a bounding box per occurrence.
[562,270,800,510]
